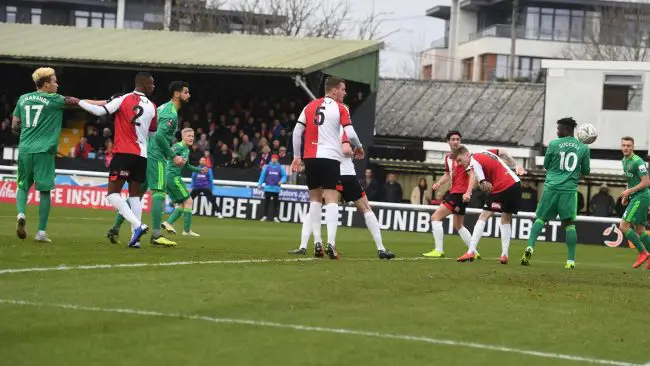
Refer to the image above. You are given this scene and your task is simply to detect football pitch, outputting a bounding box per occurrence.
[0,204,648,366]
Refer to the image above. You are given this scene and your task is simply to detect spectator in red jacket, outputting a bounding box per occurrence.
[74,136,91,159]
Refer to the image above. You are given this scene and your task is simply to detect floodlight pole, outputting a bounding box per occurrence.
[294,75,317,101]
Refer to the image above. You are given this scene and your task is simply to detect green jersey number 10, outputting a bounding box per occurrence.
[559,151,578,172]
[24,105,44,128]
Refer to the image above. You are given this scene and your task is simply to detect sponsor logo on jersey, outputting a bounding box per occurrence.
[490,202,502,210]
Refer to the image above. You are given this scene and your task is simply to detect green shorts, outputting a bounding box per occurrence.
[536,190,578,222]
[166,176,190,204]
[147,158,166,192]
[622,194,650,226]
[17,151,55,192]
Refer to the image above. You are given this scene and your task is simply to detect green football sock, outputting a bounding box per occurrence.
[183,208,192,232]
[640,232,650,253]
[625,228,647,254]
[151,191,165,237]
[113,214,125,231]
[38,191,51,231]
[16,188,27,215]
[167,207,183,225]
[527,219,544,249]
[566,225,577,261]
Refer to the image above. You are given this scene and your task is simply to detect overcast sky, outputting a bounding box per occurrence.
[221,0,447,78]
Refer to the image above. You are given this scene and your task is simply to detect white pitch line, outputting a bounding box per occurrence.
[0,258,317,275]
[0,298,640,366]
[0,256,635,276]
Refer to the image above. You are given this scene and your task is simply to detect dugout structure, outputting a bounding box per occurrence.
[0,23,382,175]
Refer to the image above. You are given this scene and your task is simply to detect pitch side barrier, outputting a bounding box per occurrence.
[0,166,630,247]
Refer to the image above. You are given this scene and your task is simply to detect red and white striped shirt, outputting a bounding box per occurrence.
[467,149,520,194]
[103,91,157,157]
[297,96,351,161]
[445,153,470,194]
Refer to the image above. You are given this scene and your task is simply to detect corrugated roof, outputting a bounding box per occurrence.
[0,23,382,74]
[375,79,545,147]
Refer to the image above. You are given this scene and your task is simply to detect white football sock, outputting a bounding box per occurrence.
[107,193,141,228]
[299,216,310,250]
[128,197,142,233]
[458,226,472,249]
[364,211,385,251]
[309,201,322,244]
[468,219,486,254]
[324,203,338,245]
[431,220,444,252]
[501,223,512,257]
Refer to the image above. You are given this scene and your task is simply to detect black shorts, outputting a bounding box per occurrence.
[108,153,147,183]
[484,182,521,214]
[442,192,468,215]
[304,158,340,190]
[336,175,365,202]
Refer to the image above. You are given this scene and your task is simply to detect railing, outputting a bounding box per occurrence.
[0,164,622,225]
[430,37,448,49]
[467,24,580,43]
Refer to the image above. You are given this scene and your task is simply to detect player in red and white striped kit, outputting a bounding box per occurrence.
[452,146,527,264]
[291,77,364,259]
[423,131,479,258]
[289,129,395,259]
[78,72,158,248]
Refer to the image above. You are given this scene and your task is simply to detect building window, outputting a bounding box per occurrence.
[124,20,144,29]
[91,12,103,28]
[554,9,570,41]
[31,8,41,25]
[75,10,89,27]
[495,55,509,79]
[570,10,584,42]
[525,7,539,39]
[104,13,115,28]
[602,74,643,111]
[6,6,17,23]
[540,8,554,40]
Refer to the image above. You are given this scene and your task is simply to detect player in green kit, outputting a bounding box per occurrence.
[12,67,80,242]
[162,128,207,237]
[521,117,590,269]
[618,136,650,269]
[106,81,190,247]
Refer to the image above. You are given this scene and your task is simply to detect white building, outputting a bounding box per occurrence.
[540,60,650,174]
[421,0,650,82]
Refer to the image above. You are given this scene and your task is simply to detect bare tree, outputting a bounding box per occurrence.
[394,32,427,79]
[171,0,228,33]
[564,4,650,61]
[234,0,351,38]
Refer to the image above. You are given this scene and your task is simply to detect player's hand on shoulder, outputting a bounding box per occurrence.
[64,96,80,105]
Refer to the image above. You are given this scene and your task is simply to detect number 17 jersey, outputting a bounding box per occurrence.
[297,96,351,162]
[543,136,590,192]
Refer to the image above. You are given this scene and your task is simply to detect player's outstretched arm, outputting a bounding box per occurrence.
[188,164,202,173]
[78,95,123,116]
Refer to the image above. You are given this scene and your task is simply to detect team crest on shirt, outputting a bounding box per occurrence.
[167,119,173,126]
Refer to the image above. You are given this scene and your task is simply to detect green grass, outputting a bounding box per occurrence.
[0,204,648,366]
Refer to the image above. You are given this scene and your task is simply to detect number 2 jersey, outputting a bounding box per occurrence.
[543,136,590,192]
[102,91,157,157]
[13,91,66,154]
[297,96,351,162]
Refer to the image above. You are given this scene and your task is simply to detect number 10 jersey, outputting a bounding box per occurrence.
[543,136,591,192]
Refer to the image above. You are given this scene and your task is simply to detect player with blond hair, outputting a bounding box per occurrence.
[162,128,207,237]
[13,67,80,242]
